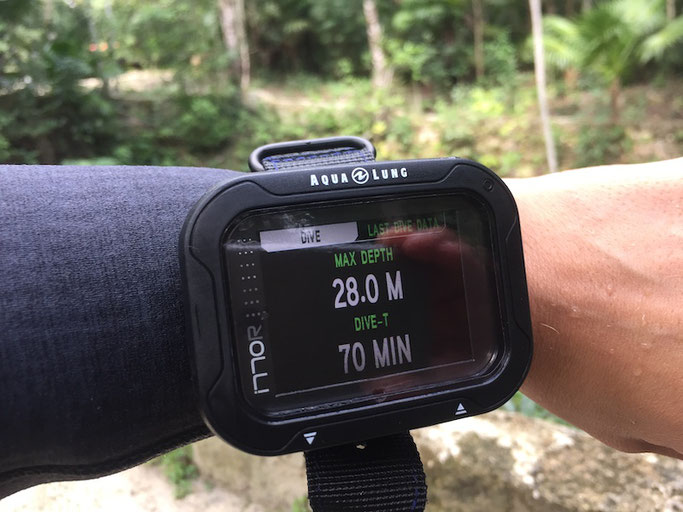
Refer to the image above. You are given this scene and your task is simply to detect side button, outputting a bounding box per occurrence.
[446,398,478,421]
[303,432,317,445]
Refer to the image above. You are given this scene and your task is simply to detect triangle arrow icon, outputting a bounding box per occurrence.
[304,432,317,445]
[456,403,467,415]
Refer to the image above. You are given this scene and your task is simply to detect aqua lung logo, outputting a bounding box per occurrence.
[351,167,370,184]
[310,166,409,187]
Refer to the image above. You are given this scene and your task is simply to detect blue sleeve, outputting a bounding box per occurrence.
[0,164,238,498]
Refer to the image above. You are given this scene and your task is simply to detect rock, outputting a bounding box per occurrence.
[192,412,683,512]
[192,439,308,512]
[416,412,683,512]
[0,464,252,512]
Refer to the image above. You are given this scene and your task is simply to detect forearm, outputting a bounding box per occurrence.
[0,165,237,497]
[507,158,683,458]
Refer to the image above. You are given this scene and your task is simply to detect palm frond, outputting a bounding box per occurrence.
[542,15,581,70]
[610,0,666,36]
[641,16,683,61]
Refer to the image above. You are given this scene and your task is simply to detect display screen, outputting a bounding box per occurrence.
[223,194,503,416]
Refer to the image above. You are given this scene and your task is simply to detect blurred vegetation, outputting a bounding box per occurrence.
[0,0,680,174]
[292,495,312,512]
[503,391,570,425]
[149,445,200,499]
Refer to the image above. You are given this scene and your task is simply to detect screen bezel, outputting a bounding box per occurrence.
[181,158,533,455]
[220,192,505,419]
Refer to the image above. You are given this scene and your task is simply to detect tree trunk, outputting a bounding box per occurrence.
[472,0,485,81]
[86,2,110,98]
[666,0,675,20]
[103,0,115,95]
[218,0,250,91]
[43,0,54,23]
[362,0,392,89]
[218,0,239,78]
[529,0,558,173]
[235,0,250,91]
[609,80,621,124]
[582,0,592,12]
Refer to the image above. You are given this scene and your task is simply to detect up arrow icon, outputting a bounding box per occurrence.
[456,403,467,415]
[303,432,317,445]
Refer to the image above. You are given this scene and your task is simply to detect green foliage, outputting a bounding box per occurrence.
[503,392,570,426]
[576,124,631,168]
[0,112,11,162]
[386,0,529,88]
[0,0,119,163]
[248,0,367,79]
[641,15,683,62]
[1,0,681,170]
[227,81,421,162]
[110,0,223,73]
[292,495,311,512]
[151,446,200,499]
[483,30,518,86]
[170,93,241,151]
[541,1,683,126]
[579,5,640,85]
[544,0,683,87]
[541,16,582,72]
[103,90,245,165]
[387,0,471,87]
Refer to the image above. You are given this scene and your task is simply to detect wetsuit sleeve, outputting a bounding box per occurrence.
[0,165,238,498]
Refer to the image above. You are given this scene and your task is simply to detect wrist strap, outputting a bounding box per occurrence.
[305,432,427,512]
[248,137,428,512]
[249,136,376,172]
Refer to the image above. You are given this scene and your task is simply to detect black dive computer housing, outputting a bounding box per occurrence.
[181,137,532,455]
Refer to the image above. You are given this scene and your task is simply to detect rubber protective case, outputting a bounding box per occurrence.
[180,158,533,455]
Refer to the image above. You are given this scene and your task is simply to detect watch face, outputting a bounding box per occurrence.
[222,193,503,417]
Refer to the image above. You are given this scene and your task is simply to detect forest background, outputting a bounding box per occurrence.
[1,0,682,176]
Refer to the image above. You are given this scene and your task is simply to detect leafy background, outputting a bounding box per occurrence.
[1,0,681,175]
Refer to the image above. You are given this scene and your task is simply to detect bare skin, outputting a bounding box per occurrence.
[506,158,683,459]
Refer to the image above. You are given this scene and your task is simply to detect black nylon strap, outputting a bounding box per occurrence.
[263,146,375,171]
[305,433,428,512]
[249,136,376,172]
[251,137,428,512]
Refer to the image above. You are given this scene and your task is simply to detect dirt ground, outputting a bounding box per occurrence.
[0,465,261,512]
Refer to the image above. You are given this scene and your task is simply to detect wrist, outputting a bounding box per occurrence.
[504,164,683,458]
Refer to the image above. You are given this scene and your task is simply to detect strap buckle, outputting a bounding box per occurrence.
[248,136,376,172]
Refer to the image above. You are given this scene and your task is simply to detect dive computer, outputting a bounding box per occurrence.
[181,136,532,456]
